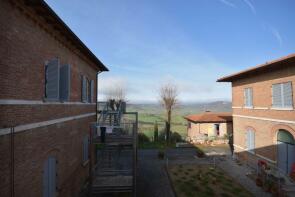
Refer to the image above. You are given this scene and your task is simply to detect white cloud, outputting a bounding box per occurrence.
[218,0,236,8]
[242,0,256,15]
[268,25,283,47]
[97,76,128,100]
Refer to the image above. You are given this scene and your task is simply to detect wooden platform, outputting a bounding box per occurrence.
[93,135,134,145]
[91,175,133,194]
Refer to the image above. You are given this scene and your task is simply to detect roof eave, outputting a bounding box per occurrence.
[216,53,295,83]
[26,0,109,72]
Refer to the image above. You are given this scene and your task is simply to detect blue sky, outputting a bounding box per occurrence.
[46,0,295,103]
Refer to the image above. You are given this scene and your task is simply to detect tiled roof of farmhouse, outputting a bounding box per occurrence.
[217,53,295,82]
[184,111,232,123]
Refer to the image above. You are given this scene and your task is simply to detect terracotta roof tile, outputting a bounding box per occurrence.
[184,111,232,123]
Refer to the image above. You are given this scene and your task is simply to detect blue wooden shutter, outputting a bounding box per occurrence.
[246,130,250,150]
[43,156,56,197]
[82,76,87,102]
[272,84,282,107]
[283,82,293,108]
[90,80,94,103]
[278,141,288,174]
[249,88,253,107]
[246,129,254,152]
[287,144,295,174]
[59,65,71,101]
[83,136,89,162]
[250,130,255,152]
[244,89,247,106]
[45,59,60,101]
[43,158,49,197]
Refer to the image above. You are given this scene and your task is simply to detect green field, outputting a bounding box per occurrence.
[137,112,187,140]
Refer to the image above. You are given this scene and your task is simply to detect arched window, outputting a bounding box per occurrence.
[43,156,57,197]
[278,129,295,144]
[277,129,295,174]
[246,128,255,153]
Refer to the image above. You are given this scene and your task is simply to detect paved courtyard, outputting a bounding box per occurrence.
[136,146,270,197]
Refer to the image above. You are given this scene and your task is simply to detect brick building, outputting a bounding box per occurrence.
[185,111,232,142]
[217,54,295,176]
[0,0,108,197]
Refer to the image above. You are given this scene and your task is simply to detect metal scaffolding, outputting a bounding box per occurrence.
[90,101,138,196]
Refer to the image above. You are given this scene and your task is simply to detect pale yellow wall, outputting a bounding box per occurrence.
[187,122,232,138]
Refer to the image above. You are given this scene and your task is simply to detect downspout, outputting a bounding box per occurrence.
[96,71,102,121]
[10,127,15,197]
[89,71,102,194]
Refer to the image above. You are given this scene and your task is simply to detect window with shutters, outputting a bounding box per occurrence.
[45,59,60,101]
[244,87,253,108]
[82,135,89,163]
[45,59,71,102]
[59,65,71,102]
[81,76,88,102]
[246,129,255,153]
[43,156,57,197]
[81,76,94,103]
[272,82,293,109]
[88,80,91,103]
[89,80,94,103]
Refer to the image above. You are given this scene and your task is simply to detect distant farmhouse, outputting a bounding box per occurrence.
[218,54,295,176]
[0,0,108,196]
[185,111,233,142]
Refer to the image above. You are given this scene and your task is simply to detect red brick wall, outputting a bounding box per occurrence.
[0,116,95,197]
[0,104,95,128]
[232,64,295,121]
[0,0,99,101]
[231,60,295,168]
[0,1,103,196]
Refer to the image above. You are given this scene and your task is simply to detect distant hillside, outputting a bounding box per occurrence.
[127,101,232,116]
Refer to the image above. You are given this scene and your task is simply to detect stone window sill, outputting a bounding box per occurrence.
[271,107,294,111]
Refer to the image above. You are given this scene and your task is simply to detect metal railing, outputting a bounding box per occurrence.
[91,101,138,196]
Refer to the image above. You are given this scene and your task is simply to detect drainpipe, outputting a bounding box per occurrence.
[10,127,15,197]
[89,71,102,194]
[96,71,102,122]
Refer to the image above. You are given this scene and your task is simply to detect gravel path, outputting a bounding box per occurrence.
[136,149,175,197]
[217,156,271,197]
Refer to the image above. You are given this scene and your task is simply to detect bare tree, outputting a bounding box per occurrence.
[159,82,178,142]
[104,84,127,112]
[105,84,127,102]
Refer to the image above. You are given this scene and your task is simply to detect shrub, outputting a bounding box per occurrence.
[138,132,150,143]
[154,121,159,142]
[195,146,205,158]
[170,132,182,143]
[158,150,165,159]
[158,130,166,141]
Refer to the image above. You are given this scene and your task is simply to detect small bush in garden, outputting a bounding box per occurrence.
[138,132,150,143]
[153,121,159,142]
[220,193,230,197]
[195,146,205,157]
[158,150,165,159]
[205,186,215,196]
[170,132,182,142]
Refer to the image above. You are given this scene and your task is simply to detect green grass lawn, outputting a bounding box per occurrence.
[138,112,188,140]
[168,164,253,197]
